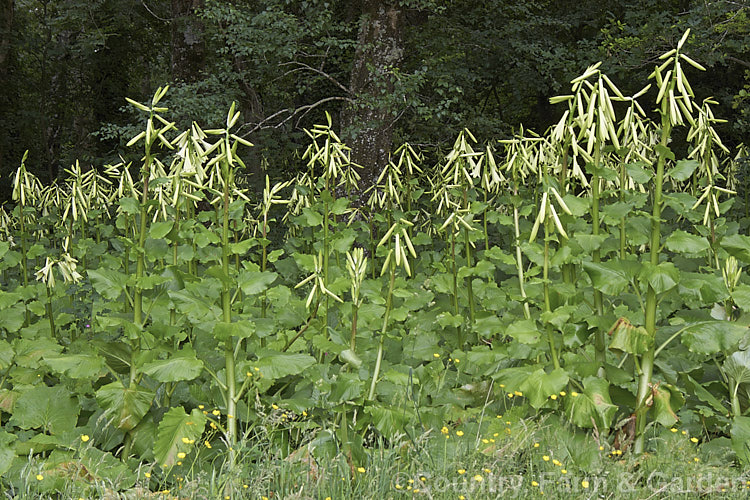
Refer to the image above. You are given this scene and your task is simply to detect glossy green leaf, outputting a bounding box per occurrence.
[518,368,569,408]
[582,261,630,295]
[96,381,154,432]
[254,351,316,380]
[564,377,616,429]
[43,353,106,379]
[724,350,750,385]
[142,347,204,382]
[668,159,699,181]
[665,230,709,254]
[88,268,129,301]
[238,270,278,295]
[154,407,207,467]
[681,321,749,355]
[9,385,79,435]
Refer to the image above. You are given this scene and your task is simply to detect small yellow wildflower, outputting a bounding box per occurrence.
[456,430,464,436]
[550,394,557,400]
[582,480,590,489]
[357,467,365,473]
[670,428,678,433]
[181,437,191,444]
[694,457,700,462]
[433,353,440,358]
[205,441,212,448]
[534,442,540,448]
[559,391,566,396]
[246,371,252,377]
[36,474,43,481]
[413,488,420,493]
[571,391,579,397]
[454,358,460,363]
[599,446,604,451]
[499,384,505,388]
[420,476,426,481]
[542,455,550,461]
[473,474,483,482]
[395,484,402,489]
[482,438,489,444]
[552,459,561,466]
[483,468,491,474]
[441,426,450,434]
[177,452,186,459]
[176,461,182,466]
[145,472,151,478]
[507,393,514,398]
[514,391,523,396]
[210,422,217,429]
[272,404,279,410]
[324,497,330,500]
[681,430,687,435]
[459,496,465,500]
[561,469,567,474]
[531,481,539,487]
[212,409,220,416]
[302,411,308,417]
[690,437,699,443]
[198,405,204,410]
[458,469,466,475]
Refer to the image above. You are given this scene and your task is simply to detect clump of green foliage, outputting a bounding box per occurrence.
[1,31,750,498]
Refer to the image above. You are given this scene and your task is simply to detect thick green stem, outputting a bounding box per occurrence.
[513,185,531,320]
[592,142,605,365]
[543,217,560,370]
[634,109,671,454]
[463,226,475,325]
[368,262,396,401]
[221,167,237,465]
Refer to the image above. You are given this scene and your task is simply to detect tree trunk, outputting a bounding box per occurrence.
[171,0,204,82]
[342,0,403,194]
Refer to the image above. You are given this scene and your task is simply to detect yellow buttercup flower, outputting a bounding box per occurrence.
[441,426,450,435]
[36,474,43,481]
[473,474,483,482]
[81,434,90,442]
[456,430,464,436]
[357,467,365,473]
[458,469,466,475]
[177,452,186,459]
[212,409,220,416]
[542,455,550,461]
[582,480,590,488]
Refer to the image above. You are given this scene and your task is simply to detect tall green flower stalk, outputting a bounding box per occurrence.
[367,219,416,400]
[551,63,624,366]
[11,151,41,323]
[634,30,704,454]
[205,102,253,464]
[125,87,175,388]
[500,135,540,320]
[441,129,483,326]
[529,184,572,370]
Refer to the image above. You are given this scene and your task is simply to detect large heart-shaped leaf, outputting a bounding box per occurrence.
[142,347,204,382]
[154,407,207,467]
[665,230,710,254]
[9,385,79,435]
[96,382,154,431]
[88,269,129,301]
[681,321,749,355]
[516,368,569,408]
[731,416,750,464]
[724,350,750,386]
[253,351,316,380]
[44,353,106,379]
[582,261,629,295]
[564,377,616,430]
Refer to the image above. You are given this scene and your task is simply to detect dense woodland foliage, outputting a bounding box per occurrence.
[2,2,750,499]
[0,0,748,199]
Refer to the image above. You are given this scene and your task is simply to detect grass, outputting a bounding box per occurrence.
[7,413,749,499]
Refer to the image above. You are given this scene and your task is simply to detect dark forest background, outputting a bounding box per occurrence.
[0,0,748,202]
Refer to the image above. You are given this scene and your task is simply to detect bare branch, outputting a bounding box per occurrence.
[280,61,352,96]
[240,96,353,137]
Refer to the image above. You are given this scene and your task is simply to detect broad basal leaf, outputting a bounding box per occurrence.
[154,407,207,467]
[238,270,278,295]
[9,385,79,435]
[681,321,749,355]
[582,261,629,295]
[731,416,750,464]
[665,230,710,254]
[364,403,414,441]
[518,368,569,409]
[505,319,541,344]
[142,347,204,382]
[564,377,616,430]
[96,382,154,431]
[43,353,106,379]
[653,384,683,427]
[608,317,652,355]
[639,262,679,294]
[722,234,750,264]
[88,268,129,301]
[724,350,750,386]
[253,351,316,380]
